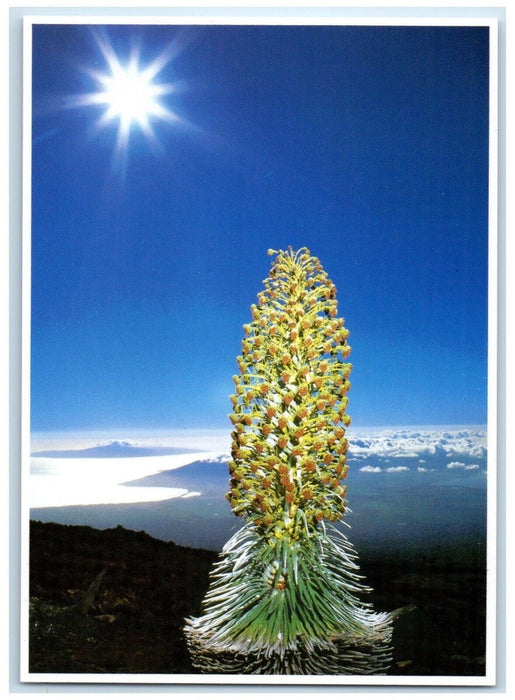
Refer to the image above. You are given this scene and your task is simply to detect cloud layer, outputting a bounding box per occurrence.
[350,426,487,470]
[29,451,216,508]
[29,426,488,509]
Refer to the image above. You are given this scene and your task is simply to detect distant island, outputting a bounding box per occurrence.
[31,440,205,459]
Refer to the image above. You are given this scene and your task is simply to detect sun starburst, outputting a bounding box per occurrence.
[69,30,183,158]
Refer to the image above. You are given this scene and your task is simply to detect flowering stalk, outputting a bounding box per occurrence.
[184,247,392,675]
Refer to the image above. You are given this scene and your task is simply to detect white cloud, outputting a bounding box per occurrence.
[417,467,428,472]
[204,453,231,463]
[446,461,480,471]
[360,465,382,473]
[386,466,409,473]
[349,427,487,463]
[447,461,466,469]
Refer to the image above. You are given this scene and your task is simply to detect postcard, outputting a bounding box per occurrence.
[17,8,499,688]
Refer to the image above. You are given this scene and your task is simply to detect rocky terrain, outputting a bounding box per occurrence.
[28,520,487,677]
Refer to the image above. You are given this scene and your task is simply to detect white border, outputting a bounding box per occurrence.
[486,15,499,690]
[19,11,499,689]
[21,13,502,27]
[19,13,33,686]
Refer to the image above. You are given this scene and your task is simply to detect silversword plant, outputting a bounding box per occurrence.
[184,247,392,674]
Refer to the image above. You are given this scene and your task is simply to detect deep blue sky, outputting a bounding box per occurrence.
[30,23,490,433]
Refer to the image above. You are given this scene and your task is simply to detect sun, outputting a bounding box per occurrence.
[90,47,180,152]
[98,60,167,132]
[71,31,182,156]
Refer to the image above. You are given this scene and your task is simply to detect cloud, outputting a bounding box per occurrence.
[360,465,382,473]
[447,460,481,471]
[447,461,466,469]
[204,453,231,464]
[386,466,409,473]
[349,427,487,463]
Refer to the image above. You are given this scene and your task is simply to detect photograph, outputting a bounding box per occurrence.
[20,12,497,685]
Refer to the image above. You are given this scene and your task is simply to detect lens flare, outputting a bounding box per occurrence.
[68,30,185,160]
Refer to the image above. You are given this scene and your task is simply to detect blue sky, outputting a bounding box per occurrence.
[30,22,490,433]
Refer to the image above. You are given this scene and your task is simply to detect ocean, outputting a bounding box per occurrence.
[28,427,488,558]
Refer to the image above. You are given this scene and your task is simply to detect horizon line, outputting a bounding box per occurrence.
[30,422,488,438]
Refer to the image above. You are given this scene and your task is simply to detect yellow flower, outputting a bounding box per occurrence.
[228,247,354,538]
[304,459,316,473]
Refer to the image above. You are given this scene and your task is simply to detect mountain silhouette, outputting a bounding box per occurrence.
[31,440,204,459]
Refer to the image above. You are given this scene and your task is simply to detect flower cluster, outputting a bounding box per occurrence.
[227,247,353,541]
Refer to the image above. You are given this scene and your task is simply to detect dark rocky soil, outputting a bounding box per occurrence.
[28,520,487,677]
